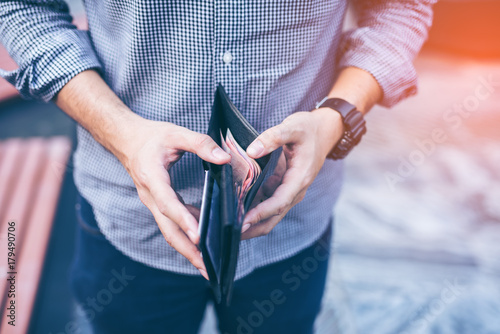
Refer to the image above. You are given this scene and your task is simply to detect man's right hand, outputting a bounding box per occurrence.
[55,70,230,279]
[119,119,230,279]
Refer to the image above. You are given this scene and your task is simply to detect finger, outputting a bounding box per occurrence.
[152,207,209,280]
[185,204,201,221]
[243,166,307,226]
[246,117,304,159]
[246,123,286,159]
[247,172,282,212]
[138,189,208,279]
[241,214,283,240]
[147,168,200,244]
[177,192,201,225]
[244,187,307,235]
[247,152,286,211]
[260,151,287,197]
[176,191,186,205]
[177,130,230,165]
[242,186,307,240]
[175,193,201,221]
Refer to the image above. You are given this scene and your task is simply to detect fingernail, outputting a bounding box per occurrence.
[213,147,230,160]
[242,223,251,233]
[199,269,208,280]
[247,140,264,157]
[187,230,198,243]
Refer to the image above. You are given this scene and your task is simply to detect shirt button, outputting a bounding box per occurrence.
[222,51,233,64]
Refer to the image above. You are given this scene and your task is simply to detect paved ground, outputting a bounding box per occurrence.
[199,51,500,334]
[315,52,500,334]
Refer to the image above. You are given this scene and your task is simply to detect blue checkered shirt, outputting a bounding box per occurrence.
[0,0,434,279]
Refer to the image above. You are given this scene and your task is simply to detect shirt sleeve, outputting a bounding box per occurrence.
[337,0,436,108]
[0,0,102,102]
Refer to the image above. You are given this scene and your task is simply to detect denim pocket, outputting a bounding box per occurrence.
[70,196,112,305]
[75,194,105,239]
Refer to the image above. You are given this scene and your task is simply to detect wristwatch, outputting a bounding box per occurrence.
[315,97,367,160]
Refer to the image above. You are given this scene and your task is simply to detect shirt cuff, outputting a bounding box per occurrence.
[337,28,419,108]
[0,29,102,102]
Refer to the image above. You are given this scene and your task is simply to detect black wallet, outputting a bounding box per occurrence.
[198,84,281,305]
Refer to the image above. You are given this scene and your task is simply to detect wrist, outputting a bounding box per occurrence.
[312,96,367,160]
[55,70,147,163]
[106,111,148,165]
[310,107,344,159]
[326,67,383,114]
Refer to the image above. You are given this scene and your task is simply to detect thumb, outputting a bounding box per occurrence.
[247,123,290,159]
[181,131,230,165]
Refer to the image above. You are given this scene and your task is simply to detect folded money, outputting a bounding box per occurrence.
[220,128,262,221]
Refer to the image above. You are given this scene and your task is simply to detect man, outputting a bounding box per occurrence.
[0,0,435,333]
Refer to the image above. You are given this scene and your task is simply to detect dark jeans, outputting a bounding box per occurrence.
[69,194,332,334]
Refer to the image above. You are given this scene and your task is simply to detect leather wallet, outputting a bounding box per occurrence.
[198,84,281,305]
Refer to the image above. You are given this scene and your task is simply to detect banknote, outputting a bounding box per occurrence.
[220,128,262,220]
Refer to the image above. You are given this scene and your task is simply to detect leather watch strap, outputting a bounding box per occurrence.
[315,97,367,160]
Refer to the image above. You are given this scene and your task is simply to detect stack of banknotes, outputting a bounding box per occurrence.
[220,129,262,220]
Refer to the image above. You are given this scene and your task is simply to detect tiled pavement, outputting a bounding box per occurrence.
[316,52,500,334]
[200,52,500,333]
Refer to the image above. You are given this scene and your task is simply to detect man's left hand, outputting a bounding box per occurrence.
[241,108,344,239]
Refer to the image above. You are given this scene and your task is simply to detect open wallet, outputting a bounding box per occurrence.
[198,84,282,305]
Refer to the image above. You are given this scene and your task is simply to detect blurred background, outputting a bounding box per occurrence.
[0,0,499,333]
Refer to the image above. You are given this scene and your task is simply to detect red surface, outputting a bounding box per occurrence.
[426,1,500,58]
[0,137,71,333]
[0,16,88,102]
[0,139,46,329]
[0,45,18,102]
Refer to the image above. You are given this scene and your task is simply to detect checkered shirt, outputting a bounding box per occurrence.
[0,0,434,279]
